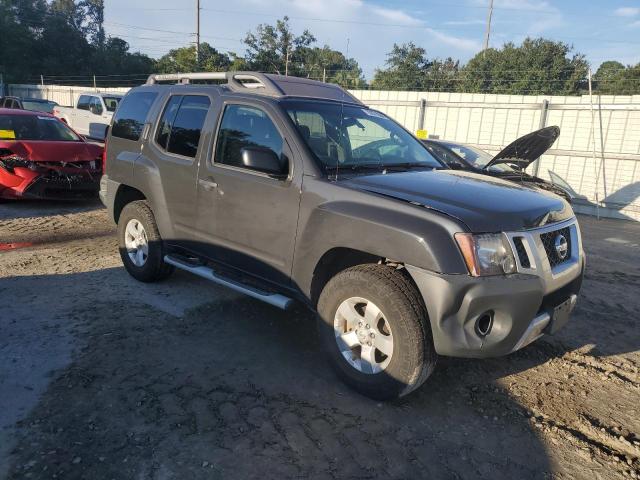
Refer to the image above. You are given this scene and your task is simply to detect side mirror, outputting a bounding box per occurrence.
[90,103,103,115]
[241,147,287,177]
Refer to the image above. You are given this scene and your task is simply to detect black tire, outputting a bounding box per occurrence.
[317,264,437,400]
[117,200,174,283]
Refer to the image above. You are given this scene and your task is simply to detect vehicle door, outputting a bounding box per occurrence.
[144,93,214,242]
[195,101,302,286]
[75,95,91,134]
[88,96,109,139]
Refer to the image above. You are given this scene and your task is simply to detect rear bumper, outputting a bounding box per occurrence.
[99,175,119,220]
[406,262,584,358]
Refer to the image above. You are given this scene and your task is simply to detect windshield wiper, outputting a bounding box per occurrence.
[325,162,436,172]
[325,163,387,172]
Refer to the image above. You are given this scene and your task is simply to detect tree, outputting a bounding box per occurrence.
[458,38,588,95]
[299,46,366,87]
[0,0,46,82]
[96,37,154,77]
[595,61,640,95]
[243,16,315,75]
[0,0,153,83]
[155,43,231,73]
[371,43,459,91]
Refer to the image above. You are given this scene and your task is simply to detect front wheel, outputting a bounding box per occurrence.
[117,200,173,282]
[317,264,436,400]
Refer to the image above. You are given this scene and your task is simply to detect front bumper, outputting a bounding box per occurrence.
[0,163,100,200]
[406,217,585,358]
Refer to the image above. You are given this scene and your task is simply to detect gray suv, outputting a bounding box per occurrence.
[100,72,585,400]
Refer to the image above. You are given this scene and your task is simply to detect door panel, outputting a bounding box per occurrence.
[144,94,213,241]
[195,102,301,285]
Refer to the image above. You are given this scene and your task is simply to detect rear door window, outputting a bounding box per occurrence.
[111,91,159,142]
[154,95,210,158]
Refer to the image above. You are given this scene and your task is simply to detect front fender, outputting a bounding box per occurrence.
[292,179,469,298]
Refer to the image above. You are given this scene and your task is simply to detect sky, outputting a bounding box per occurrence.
[104,0,640,78]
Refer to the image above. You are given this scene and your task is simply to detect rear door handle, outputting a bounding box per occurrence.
[198,178,218,191]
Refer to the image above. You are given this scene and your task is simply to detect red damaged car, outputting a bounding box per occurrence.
[0,108,102,200]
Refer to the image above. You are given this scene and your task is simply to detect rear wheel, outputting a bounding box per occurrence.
[317,264,436,400]
[117,200,173,282]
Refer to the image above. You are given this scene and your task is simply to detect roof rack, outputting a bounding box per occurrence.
[145,71,363,105]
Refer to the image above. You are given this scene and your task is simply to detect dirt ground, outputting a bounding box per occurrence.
[0,200,638,480]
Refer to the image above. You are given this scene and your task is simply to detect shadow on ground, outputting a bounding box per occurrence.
[1,266,566,480]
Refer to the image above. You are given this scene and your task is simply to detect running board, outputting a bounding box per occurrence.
[164,255,293,310]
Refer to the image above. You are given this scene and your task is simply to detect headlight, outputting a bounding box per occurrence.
[454,233,516,276]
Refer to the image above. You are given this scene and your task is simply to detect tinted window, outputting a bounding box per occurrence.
[103,96,121,112]
[77,95,90,111]
[111,91,158,142]
[155,96,182,150]
[215,105,283,171]
[154,95,210,158]
[89,97,103,115]
[0,114,81,141]
[167,96,210,157]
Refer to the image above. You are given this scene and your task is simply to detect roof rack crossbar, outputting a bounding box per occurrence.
[144,71,363,105]
[145,72,282,94]
[146,72,227,84]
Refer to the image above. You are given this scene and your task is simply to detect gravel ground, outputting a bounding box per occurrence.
[0,200,638,480]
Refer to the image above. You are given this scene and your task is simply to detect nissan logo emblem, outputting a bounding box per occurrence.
[554,234,568,260]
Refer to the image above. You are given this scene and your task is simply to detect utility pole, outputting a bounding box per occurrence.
[483,0,494,56]
[195,0,200,69]
[285,45,290,76]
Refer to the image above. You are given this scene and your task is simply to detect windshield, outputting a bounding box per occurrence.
[0,114,81,141]
[103,96,121,112]
[282,100,442,172]
[440,142,495,169]
[21,100,57,114]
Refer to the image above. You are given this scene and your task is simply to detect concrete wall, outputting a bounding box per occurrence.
[9,84,640,221]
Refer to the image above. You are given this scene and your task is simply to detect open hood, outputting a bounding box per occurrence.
[484,126,560,170]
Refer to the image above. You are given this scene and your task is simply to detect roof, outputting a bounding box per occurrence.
[76,92,124,97]
[0,108,54,116]
[2,97,53,102]
[145,71,363,105]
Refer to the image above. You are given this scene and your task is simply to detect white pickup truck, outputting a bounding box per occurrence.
[53,93,123,140]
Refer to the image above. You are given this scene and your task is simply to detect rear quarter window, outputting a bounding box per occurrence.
[111,91,159,142]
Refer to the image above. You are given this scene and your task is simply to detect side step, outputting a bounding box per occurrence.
[164,255,293,310]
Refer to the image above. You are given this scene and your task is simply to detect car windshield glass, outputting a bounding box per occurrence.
[282,100,442,172]
[21,100,55,114]
[0,114,81,141]
[103,96,121,112]
[441,143,495,169]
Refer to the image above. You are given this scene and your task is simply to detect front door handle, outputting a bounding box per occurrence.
[198,177,218,191]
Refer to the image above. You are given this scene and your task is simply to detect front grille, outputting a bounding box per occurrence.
[540,226,572,267]
[513,236,531,268]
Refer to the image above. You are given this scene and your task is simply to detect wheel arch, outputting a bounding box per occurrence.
[113,184,146,223]
[309,247,424,310]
